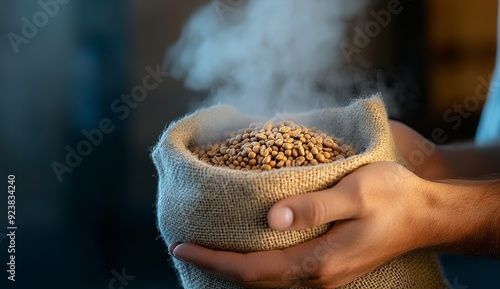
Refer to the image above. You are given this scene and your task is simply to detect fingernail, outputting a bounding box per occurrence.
[168,244,191,265]
[274,206,294,230]
[171,253,189,264]
[168,242,181,256]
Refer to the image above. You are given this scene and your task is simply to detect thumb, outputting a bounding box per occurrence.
[267,186,360,231]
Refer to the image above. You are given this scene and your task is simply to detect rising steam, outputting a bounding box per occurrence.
[165,0,370,115]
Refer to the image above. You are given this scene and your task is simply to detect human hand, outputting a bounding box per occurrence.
[389,120,452,179]
[169,162,431,288]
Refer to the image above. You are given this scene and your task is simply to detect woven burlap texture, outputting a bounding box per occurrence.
[152,97,445,289]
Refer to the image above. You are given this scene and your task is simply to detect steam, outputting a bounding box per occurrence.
[166,0,369,115]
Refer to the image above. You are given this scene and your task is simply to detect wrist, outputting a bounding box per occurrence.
[413,180,464,249]
[414,179,500,256]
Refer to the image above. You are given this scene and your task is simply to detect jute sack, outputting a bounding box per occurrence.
[152,97,445,289]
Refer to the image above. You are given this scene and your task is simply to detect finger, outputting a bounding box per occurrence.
[171,243,291,284]
[268,185,360,231]
[169,237,340,288]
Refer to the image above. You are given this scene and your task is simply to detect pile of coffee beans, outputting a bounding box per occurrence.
[189,121,357,171]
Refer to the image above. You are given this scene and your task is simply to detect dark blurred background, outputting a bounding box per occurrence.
[0,1,498,289]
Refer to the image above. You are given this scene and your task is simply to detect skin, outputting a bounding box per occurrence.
[168,121,500,289]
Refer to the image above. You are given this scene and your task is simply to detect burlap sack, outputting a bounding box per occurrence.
[152,97,445,289]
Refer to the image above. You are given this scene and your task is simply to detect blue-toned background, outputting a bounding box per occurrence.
[0,1,204,288]
[0,1,498,289]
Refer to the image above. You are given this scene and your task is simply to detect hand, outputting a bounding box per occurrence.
[389,120,451,179]
[169,162,431,288]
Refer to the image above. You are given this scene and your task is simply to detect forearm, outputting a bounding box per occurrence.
[389,120,500,180]
[439,142,500,179]
[415,178,500,258]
